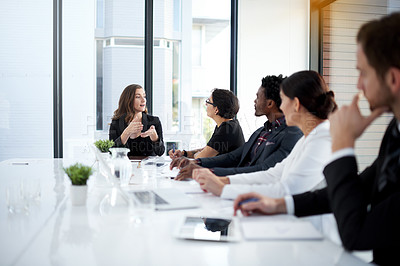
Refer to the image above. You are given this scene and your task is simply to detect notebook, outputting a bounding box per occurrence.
[240,215,323,240]
[90,144,199,211]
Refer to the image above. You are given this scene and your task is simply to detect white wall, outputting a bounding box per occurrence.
[237,0,309,138]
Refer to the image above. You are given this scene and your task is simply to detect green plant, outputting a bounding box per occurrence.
[94,139,115,153]
[64,163,93,185]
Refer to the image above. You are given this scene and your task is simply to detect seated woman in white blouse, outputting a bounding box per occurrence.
[193,70,338,200]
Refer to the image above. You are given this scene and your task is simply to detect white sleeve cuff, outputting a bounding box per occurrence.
[227,174,246,184]
[227,175,237,184]
[284,195,295,215]
[220,185,239,199]
[328,148,355,164]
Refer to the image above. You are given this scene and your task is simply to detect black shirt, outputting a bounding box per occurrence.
[109,113,165,157]
[207,119,245,155]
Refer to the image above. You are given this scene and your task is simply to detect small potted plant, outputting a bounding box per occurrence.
[64,163,93,206]
[94,139,115,153]
[94,139,115,160]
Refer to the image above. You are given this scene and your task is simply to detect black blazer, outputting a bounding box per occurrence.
[293,118,400,266]
[109,113,165,156]
[198,121,303,176]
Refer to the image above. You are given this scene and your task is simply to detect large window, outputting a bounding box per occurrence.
[190,0,231,150]
[62,0,232,158]
[153,0,231,153]
[0,0,310,161]
[0,1,53,161]
[321,0,400,171]
[61,0,146,159]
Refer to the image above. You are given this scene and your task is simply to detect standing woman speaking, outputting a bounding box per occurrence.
[109,84,165,157]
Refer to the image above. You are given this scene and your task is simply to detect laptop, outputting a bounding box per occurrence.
[90,144,200,211]
[129,188,200,211]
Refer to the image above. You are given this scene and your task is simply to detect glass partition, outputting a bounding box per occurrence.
[0,1,53,161]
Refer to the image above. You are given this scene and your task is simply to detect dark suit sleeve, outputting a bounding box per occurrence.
[210,128,302,176]
[293,188,331,216]
[151,117,165,156]
[199,145,244,168]
[109,118,126,147]
[324,156,400,251]
[212,160,268,176]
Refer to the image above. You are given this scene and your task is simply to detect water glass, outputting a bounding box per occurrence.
[6,184,28,214]
[22,178,41,202]
[141,161,157,179]
[130,190,155,224]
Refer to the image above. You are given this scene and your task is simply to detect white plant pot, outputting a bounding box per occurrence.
[70,185,88,206]
[101,152,110,161]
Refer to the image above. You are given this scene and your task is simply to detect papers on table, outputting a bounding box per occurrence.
[159,167,180,179]
[240,215,323,240]
[176,183,205,194]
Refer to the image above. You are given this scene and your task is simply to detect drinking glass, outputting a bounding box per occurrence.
[130,190,155,224]
[22,178,41,203]
[6,184,28,214]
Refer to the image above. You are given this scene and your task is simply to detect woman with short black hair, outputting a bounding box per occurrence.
[169,88,245,159]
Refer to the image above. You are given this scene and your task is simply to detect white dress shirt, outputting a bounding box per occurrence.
[220,120,331,199]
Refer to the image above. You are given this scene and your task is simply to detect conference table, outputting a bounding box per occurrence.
[0,157,369,266]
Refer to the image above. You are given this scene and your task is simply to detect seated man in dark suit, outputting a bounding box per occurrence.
[171,75,303,180]
[233,12,400,266]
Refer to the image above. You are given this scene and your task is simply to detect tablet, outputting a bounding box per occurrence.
[175,216,241,242]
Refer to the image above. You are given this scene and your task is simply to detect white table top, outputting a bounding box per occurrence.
[0,158,369,266]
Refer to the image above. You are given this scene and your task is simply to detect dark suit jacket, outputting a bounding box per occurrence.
[293,118,400,266]
[198,121,303,176]
[109,113,165,156]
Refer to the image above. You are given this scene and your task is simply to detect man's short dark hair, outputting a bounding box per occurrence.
[261,75,286,110]
[357,12,400,81]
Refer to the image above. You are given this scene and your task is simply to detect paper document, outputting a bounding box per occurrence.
[240,215,323,240]
[160,167,180,179]
[171,179,205,194]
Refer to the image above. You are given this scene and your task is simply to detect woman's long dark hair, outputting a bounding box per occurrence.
[281,71,337,119]
[112,84,147,123]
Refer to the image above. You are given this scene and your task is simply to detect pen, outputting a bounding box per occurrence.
[238,198,259,206]
[172,143,175,153]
